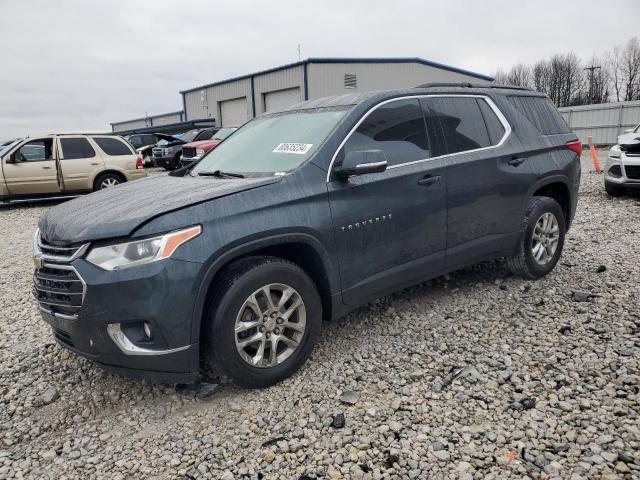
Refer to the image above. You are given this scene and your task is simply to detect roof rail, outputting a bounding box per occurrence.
[415,82,533,91]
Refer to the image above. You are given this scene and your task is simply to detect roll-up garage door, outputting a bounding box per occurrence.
[264,88,302,113]
[219,97,248,126]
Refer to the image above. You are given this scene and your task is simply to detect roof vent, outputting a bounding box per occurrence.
[344,73,357,89]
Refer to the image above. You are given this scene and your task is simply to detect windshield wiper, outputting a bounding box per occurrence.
[197,170,245,179]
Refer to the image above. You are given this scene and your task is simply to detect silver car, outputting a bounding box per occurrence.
[604,123,640,196]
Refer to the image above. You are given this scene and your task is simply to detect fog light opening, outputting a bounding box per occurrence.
[143,322,152,341]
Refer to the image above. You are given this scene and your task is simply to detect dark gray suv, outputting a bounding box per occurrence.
[34,84,581,388]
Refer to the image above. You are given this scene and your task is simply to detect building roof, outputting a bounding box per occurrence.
[179,57,494,94]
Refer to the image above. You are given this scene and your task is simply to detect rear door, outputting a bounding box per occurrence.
[57,136,105,191]
[327,97,447,305]
[422,95,530,270]
[2,138,60,195]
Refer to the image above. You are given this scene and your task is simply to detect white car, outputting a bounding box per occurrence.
[604,123,640,196]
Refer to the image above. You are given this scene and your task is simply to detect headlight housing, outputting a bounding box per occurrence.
[609,144,621,158]
[196,148,205,156]
[86,226,201,270]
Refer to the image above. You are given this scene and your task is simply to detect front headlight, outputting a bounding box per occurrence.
[196,148,205,156]
[609,144,621,158]
[86,226,201,270]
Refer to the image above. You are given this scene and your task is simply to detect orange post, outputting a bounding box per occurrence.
[587,134,601,172]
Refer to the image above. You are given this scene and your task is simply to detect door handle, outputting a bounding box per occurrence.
[90,162,100,166]
[42,166,52,169]
[508,157,526,167]
[417,175,441,186]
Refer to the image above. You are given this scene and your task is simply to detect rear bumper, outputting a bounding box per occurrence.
[36,258,204,383]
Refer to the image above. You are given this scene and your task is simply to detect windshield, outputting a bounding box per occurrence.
[0,139,21,156]
[180,130,199,143]
[192,108,348,175]
[212,127,236,141]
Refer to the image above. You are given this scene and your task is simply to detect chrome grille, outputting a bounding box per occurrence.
[152,148,163,158]
[182,147,197,159]
[33,231,88,319]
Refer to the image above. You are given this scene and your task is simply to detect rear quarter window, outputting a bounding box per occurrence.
[507,95,570,135]
[93,137,134,156]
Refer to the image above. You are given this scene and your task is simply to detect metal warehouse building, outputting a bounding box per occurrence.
[112,57,493,133]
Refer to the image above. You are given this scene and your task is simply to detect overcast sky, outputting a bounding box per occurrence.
[1,0,638,139]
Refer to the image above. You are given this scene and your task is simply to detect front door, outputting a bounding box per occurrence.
[57,136,105,191]
[2,138,61,195]
[327,98,447,306]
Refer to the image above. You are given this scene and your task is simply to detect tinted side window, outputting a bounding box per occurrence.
[507,95,570,135]
[478,99,506,145]
[342,99,429,167]
[93,137,134,156]
[197,129,214,141]
[60,138,95,159]
[16,139,54,161]
[424,97,490,155]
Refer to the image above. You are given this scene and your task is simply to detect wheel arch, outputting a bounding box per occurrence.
[92,169,127,190]
[526,175,574,229]
[191,233,339,345]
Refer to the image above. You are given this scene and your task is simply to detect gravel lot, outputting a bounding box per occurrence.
[0,154,638,480]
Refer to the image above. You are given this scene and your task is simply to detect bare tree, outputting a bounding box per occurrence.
[607,45,624,101]
[622,37,640,100]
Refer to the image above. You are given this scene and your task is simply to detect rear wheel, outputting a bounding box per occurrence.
[506,196,566,279]
[93,172,124,191]
[203,257,322,388]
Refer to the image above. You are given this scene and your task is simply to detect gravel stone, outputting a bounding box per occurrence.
[0,154,638,479]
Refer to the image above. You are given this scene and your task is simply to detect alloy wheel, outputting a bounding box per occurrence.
[100,177,119,188]
[531,212,560,265]
[234,283,306,368]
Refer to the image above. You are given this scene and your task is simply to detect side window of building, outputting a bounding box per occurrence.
[423,97,490,155]
[93,137,134,156]
[60,138,96,160]
[477,99,506,144]
[341,98,430,168]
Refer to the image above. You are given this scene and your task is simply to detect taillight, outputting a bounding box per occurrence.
[135,157,143,169]
[566,140,582,156]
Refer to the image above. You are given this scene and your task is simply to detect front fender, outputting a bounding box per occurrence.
[189,231,339,343]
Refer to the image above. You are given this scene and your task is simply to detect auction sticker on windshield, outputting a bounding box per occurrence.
[273,143,313,155]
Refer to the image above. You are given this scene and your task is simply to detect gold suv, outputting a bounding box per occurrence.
[1,134,146,202]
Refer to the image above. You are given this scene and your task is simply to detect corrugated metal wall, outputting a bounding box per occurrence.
[182,61,490,122]
[253,65,304,115]
[308,62,490,98]
[151,112,183,126]
[183,78,253,123]
[111,111,184,132]
[559,101,640,145]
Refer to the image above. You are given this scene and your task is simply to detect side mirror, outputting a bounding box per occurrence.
[334,149,388,180]
[6,152,17,163]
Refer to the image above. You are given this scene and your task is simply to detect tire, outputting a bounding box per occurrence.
[203,256,322,388]
[93,172,124,191]
[506,196,566,280]
[604,181,624,197]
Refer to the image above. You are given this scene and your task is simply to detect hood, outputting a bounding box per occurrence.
[184,139,222,150]
[39,174,281,244]
[618,131,640,152]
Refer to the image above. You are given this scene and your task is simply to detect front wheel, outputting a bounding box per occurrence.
[506,196,566,279]
[203,257,322,388]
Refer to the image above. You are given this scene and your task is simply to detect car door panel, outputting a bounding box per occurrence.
[327,97,447,306]
[57,137,105,191]
[2,139,60,195]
